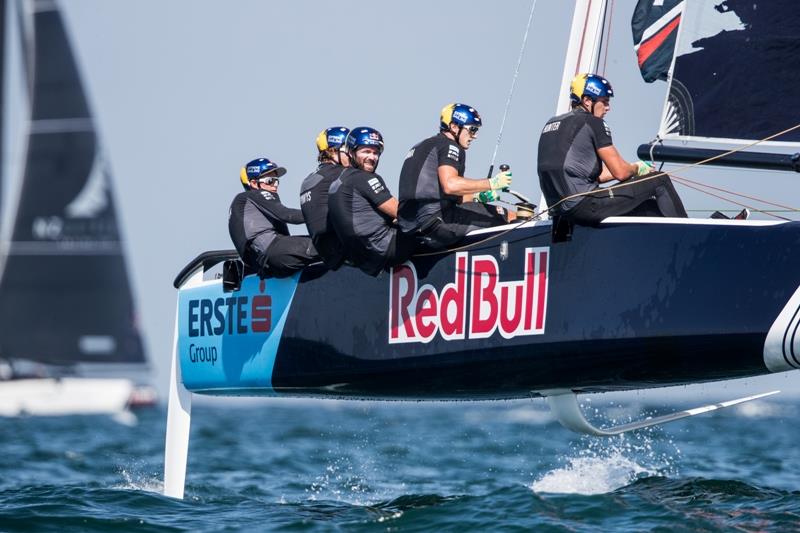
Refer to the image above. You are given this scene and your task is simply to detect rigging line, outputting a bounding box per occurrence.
[686,209,796,213]
[575,0,594,76]
[670,176,792,221]
[600,0,614,75]
[667,172,800,213]
[544,121,800,215]
[489,0,539,170]
[690,165,797,175]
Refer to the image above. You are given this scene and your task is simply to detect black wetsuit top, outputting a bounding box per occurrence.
[537,108,614,213]
[228,189,304,266]
[299,163,347,268]
[397,133,465,232]
[328,167,396,276]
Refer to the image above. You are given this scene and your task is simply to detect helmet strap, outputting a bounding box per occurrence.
[446,123,465,147]
[348,148,361,170]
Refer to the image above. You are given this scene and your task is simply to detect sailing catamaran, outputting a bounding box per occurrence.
[0,0,153,416]
[163,0,799,498]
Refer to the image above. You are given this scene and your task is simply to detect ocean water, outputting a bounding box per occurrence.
[1,396,799,532]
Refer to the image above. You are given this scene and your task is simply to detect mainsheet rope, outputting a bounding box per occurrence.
[412,121,800,258]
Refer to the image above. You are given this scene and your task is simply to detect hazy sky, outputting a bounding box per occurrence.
[5,0,797,398]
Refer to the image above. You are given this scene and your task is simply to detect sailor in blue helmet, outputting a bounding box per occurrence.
[299,127,350,270]
[397,103,511,250]
[229,157,319,277]
[328,127,416,276]
[537,73,686,225]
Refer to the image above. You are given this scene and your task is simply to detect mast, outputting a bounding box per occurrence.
[556,0,610,114]
[539,0,611,218]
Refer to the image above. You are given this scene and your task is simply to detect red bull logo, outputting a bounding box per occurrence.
[389,247,549,344]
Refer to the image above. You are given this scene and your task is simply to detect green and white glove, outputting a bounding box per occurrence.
[489,170,512,191]
[473,189,500,203]
[634,160,654,177]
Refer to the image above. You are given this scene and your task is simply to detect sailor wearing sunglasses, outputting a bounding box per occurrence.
[398,103,512,251]
[229,157,319,277]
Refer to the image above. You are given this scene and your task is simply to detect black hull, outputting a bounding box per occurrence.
[176,219,800,399]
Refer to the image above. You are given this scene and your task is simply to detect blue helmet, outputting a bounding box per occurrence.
[241,157,287,189]
[316,126,350,153]
[570,73,614,104]
[440,103,482,131]
[345,127,384,155]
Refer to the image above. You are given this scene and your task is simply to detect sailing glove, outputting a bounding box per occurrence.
[489,170,512,191]
[634,160,654,177]
[473,189,500,203]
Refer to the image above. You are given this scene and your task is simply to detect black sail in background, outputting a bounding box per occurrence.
[0,0,5,214]
[0,2,146,365]
[665,0,800,143]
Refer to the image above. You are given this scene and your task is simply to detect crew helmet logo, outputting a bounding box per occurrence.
[570,73,614,104]
[440,103,482,131]
[316,126,350,152]
[345,127,384,154]
[242,157,287,184]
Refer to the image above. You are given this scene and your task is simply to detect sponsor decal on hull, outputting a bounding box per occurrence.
[389,247,549,344]
[177,274,300,392]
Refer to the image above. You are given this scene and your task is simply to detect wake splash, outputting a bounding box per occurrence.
[531,429,680,495]
[532,450,654,495]
[113,465,163,494]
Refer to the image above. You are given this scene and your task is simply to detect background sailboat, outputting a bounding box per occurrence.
[0,0,153,415]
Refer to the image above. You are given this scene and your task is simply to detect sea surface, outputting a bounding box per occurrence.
[1,394,799,532]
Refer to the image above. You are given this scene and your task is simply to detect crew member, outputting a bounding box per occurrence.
[229,157,318,277]
[328,127,415,276]
[299,127,350,270]
[537,73,687,225]
[398,103,512,250]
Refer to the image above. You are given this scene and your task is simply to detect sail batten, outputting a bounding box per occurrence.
[29,117,93,133]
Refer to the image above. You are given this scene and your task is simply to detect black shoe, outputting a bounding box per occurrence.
[710,209,750,220]
[733,208,750,220]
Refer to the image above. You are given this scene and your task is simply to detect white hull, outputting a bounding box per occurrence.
[0,377,133,416]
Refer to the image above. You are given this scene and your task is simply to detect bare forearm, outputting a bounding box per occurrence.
[377,197,399,219]
[441,176,491,195]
